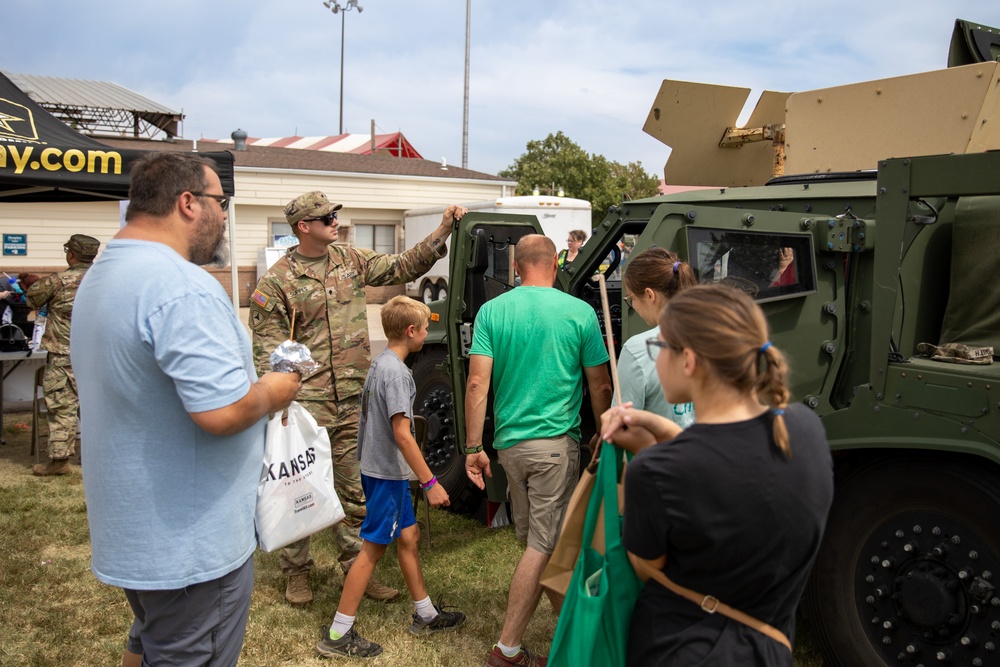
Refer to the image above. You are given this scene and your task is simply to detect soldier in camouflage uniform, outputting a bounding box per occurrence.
[27,234,100,476]
[250,190,466,607]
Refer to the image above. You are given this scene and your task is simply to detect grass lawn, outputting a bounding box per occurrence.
[0,410,823,666]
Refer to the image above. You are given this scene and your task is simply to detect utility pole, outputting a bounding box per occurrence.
[462,0,471,169]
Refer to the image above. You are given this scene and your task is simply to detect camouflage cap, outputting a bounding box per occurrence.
[284,191,344,225]
[65,234,100,260]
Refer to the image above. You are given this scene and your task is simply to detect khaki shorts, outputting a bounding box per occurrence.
[497,435,580,555]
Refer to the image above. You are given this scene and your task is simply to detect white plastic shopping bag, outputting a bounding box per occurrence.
[255,401,345,552]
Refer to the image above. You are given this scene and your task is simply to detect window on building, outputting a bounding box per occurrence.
[354,223,396,254]
[269,220,297,248]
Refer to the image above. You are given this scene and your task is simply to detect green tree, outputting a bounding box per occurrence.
[607,160,663,205]
[498,132,662,226]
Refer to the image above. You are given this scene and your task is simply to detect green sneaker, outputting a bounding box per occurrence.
[408,602,467,636]
[316,627,383,658]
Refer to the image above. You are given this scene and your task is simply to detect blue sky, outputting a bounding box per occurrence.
[3,1,997,180]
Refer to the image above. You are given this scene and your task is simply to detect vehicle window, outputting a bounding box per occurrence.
[486,239,516,287]
[687,229,816,302]
[597,233,639,282]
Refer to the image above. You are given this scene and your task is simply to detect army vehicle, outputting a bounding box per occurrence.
[409,18,1000,666]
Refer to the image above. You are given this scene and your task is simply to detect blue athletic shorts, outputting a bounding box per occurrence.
[359,474,416,545]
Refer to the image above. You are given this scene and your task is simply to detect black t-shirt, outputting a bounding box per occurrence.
[622,403,833,666]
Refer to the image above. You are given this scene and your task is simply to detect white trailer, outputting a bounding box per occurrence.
[404,195,592,302]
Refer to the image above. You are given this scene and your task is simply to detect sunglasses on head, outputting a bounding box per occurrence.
[303,212,338,226]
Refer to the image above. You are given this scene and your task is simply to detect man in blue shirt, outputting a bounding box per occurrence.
[72,152,301,667]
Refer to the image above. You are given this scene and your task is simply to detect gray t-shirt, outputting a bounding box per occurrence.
[358,348,415,480]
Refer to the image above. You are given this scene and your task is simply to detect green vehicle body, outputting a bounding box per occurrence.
[407,19,1000,667]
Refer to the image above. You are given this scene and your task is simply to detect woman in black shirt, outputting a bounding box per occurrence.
[600,283,834,666]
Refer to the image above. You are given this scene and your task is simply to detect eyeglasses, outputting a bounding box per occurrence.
[303,212,338,226]
[624,293,635,308]
[191,192,230,211]
[645,337,679,361]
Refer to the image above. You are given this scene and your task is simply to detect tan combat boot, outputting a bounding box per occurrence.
[32,458,71,476]
[285,572,313,607]
[342,559,402,602]
[365,577,402,602]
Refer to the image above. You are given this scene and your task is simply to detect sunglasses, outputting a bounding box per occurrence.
[303,212,338,226]
[190,192,230,211]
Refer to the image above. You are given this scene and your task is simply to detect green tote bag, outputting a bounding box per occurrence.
[549,443,642,667]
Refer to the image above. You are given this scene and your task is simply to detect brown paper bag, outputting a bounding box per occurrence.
[541,461,627,599]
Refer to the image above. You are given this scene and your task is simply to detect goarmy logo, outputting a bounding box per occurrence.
[0,96,123,176]
[0,97,38,141]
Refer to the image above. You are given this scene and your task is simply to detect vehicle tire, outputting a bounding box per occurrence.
[802,457,1000,667]
[409,346,484,516]
[436,281,447,302]
[420,281,437,304]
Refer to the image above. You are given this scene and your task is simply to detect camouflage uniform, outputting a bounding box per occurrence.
[26,237,98,461]
[250,237,446,574]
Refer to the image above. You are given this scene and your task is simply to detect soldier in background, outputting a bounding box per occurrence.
[27,234,100,476]
[249,190,466,607]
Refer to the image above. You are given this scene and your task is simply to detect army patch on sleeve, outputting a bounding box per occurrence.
[251,289,270,308]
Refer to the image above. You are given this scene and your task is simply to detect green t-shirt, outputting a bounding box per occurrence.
[469,286,609,449]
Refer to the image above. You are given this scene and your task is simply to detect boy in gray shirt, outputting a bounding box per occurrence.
[317,296,465,659]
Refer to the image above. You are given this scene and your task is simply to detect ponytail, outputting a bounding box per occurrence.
[756,342,792,459]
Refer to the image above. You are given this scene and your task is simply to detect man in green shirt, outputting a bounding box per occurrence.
[464,234,612,667]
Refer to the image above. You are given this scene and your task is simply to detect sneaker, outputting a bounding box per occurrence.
[408,601,467,636]
[31,458,71,477]
[316,627,383,659]
[285,573,313,607]
[486,644,547,667]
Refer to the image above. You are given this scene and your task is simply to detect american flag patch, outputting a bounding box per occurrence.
[251,289,269,307]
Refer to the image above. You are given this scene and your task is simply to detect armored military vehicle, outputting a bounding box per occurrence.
[409,18,1000,666]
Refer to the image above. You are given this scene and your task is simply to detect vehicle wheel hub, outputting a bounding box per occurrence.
[418,387,455,475]
[856,511,999,665]
[895,563,964,631]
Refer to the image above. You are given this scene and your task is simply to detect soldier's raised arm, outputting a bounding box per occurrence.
[361,205,467,287]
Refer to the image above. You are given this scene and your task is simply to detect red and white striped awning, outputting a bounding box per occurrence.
[208,132,423,158]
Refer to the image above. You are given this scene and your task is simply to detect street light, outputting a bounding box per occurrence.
[322,0,364,135]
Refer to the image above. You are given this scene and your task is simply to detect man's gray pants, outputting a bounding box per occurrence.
[123,554,254,666]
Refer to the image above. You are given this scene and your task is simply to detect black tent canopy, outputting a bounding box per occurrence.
[0,71,234,202]
[0,71,243,310]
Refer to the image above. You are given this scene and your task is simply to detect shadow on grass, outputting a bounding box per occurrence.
[0,410,826,666]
